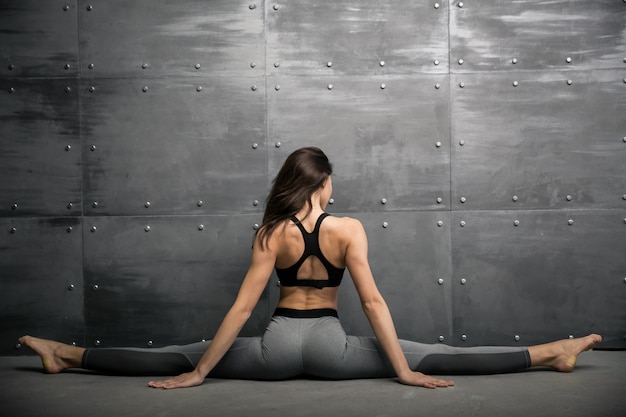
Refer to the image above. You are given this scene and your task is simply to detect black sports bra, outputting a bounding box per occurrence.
[275,213,345,289]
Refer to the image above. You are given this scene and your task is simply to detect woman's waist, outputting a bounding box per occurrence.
[273,307,338,319]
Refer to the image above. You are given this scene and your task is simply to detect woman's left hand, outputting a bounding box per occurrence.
[397,371,454,389]
[148,369,205,390]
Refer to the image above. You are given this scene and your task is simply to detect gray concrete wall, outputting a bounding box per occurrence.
[1,0,624,354]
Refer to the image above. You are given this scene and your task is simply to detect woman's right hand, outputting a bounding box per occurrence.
[397,371,454,389]
[148,369,206,390]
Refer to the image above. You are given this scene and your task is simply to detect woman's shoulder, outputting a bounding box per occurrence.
[325,215,365,234]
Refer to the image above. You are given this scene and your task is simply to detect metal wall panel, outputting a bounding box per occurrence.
[81,76,266,216]
[451,210,626,348]
[83,215,268,347]
[337,212,453,342]
[267,0,449,75]
[78,0,265,78]
[450,0,626,72]
[0,218,84,354]
[451,70,626,211]
[267,75,450,212]
[0,78,82,217]
[0,0,79,78]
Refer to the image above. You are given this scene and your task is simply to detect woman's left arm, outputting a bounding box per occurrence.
[148,235,276,389]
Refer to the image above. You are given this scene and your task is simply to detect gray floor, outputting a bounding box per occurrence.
[1,351,624,417]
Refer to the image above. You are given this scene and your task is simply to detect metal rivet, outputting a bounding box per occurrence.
[94,340,100,346]
[566,195,573,201]
[623,277,626,284]
[252,143,258,149]
[91,226,97,232]
[253,200,259,206]
[328,198,334,205]
[66,226,73,233]
[327,61,333,67]
[514,335,520,341]
[622,194,626,200]
[67,202,73,209]
[275,142,281,148]
[382,222,389,228]
[198,224,204,231]
[273,4,279,10]
[438,335,444,342]
[275,85,280,91]
[11,203,18,210]
[567,79,573,85]
[461,278,467,285]
[512,58,518,64]
[64,64,71,70]
[458,2,464,8]
[253,223,259,230]
[197,200,203,207]
[195,63,201,69]
[379,61,385,67]
[513,80,519,87]
[623,137,626,143]
[67,284,74,291]
[142,63,148,69]
[87,5,93,11]
[196,86,203,92]
[461,334,467,341]
[434,59,440,66]
[64,86,71,93]
[8,87,15,93]
[145,201,151,208]
[381,198,387,204]
[147,341,153,347]
[436,141,442,147]
[568,219,574,226]
[460,197,466,203]
[435,83,441,89]
[65,145,72,152]
[459,140,465,146]
[514,220,520,227]
[90,145,96,151]
[512,195,519,202]
[380,83,386,89]
[436,197,443,204]
[10,227,16,234]
[458,58,464,65]
[438,278,444,285]
[459,82,465,88]
[566,57,572,63]
[251,85,257,91]
[142,86,149,92]
[250,62,257,68]
[327,84,333,90]
[434,3,440,9]
[274,62,280,68]
[92,201,98,208]
[63,5,70,11]
[437,220,443,227]
[89,86,95,93]
[249,4,257,10]
[145,225,151,232]
[460,220,466,227]
[569,334,574,339]
[92,284,99,290]
[88,63,94,69]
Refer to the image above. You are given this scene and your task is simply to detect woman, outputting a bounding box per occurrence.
[20,147,601,389]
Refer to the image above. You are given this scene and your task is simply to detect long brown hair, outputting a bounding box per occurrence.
[256,147,333,249]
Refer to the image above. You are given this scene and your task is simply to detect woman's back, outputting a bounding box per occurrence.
[273,211,354,311]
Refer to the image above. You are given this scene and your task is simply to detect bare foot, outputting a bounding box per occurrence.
[530,334,602,372]
[18,335,84,374]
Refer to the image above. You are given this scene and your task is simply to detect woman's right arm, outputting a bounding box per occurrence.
[343,218,454,389]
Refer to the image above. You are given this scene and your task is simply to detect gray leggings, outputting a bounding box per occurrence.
[82,309,531,378]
